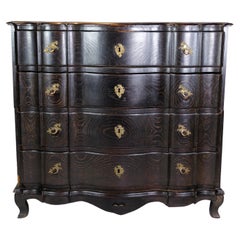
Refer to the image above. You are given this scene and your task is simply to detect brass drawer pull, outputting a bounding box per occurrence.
[178,85,193,100]
[179,41,192,55]
[114,43,125,58]
[45,83,60,96]
[47,123,62,135]
[44,41,59,53]
[176,163,190,175]
[48,163,62,175]
[114,84,125,98]
[114,124,125,139]
[177,124,191,137]
[114,165,124,178]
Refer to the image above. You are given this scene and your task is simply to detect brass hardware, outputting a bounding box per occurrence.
[47,123,62,135]
[178,85,193,100]
[177,124,191,137]
[44,41,59,53]
[45,83,60,96]
[114,124,125,139]
[179,42,192,55]
[114,165,124,178]
[114,84,125,98]
[114,43,125,58]
[48,163,62,175]
[176,163,191,175]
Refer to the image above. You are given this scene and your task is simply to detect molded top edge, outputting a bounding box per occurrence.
[7,21,233,31]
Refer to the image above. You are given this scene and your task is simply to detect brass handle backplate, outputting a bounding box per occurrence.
[114,84,125,98]
[47,123,62,135]
[48,163,62,175]
[114,124,125,139]
[45,83,60,96]
[179,41,192,55]
[114,43,125,58]
[178,85,193,100]
[177,124,191,137]
[114,165,124,178]
[44,41,59,53]
[176,163,190,175]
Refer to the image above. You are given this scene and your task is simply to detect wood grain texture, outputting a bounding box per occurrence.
[9,22,231,217]
[69,112,169,150]
[69,73,169,108]
[40,112,68,150]
[39,73,67,107]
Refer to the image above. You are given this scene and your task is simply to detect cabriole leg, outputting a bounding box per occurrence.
[15,193,29,218]
[209,195,224,218]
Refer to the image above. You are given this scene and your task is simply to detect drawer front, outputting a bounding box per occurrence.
[39,31,67,66]
[169,153,218,188]
[41,112,68,150]
[68,31,170,66]
[170,154,195,188]
[69,113,169,150]
[173,32,223,66]
[15,29,223,68]
[19,151,218,190]
[39,73,67,107]
[43,152,68,187]
[69,73,169,108]
[170,113,220,152]
[70,152,168,190]
[17,72,221,110]
[170,74,221,109]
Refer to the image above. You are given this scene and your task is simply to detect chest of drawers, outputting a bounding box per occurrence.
[8,22,231,218]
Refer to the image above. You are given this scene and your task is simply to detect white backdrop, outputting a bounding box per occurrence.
[0,0,239,239]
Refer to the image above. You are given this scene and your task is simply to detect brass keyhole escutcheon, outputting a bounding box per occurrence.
[114,165,124,178]
[176,163,190,175]
[114,43,125,58]
[179,41,192,55]
[114,124,125,139]
[114,84,125,98]
[44,41,59,53]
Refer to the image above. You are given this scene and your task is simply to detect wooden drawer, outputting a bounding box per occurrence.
[19,151,218,190]
[16,72,221,110]
[70,152,168,190]
[18,111,221,152]
[69,73,169,108]
[69,112,169,151]
[14,24,223,69]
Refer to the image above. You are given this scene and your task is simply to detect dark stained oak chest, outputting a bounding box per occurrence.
[8,22,232,218]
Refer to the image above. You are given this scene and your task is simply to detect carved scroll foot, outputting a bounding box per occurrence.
[15,193,29,218]
[209,195,224,218]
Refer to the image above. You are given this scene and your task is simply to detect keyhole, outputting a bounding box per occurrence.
[117,168,121,174]
[118,47,121,53]
[118,88,121,93]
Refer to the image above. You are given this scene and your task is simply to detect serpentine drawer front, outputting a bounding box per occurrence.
[8,22,231,218]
